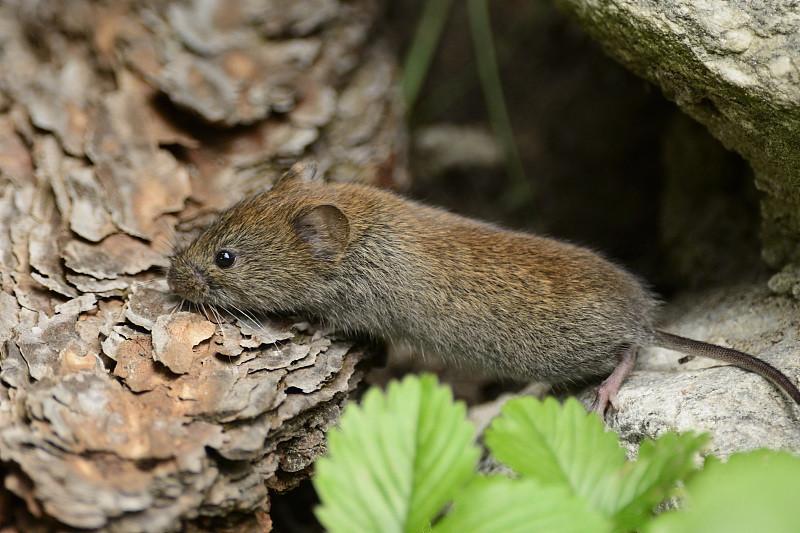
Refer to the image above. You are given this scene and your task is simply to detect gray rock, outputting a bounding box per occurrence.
[471,283,800,460]
[586,283,800,457]
[556,0,800,294]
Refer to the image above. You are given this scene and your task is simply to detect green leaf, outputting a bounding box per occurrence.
[313,374,480,533]
[595,432,709,531]
[485,396,627,502]
[646,449,800,533]
[433,476,612,533]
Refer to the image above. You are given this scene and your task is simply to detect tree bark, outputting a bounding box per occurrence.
[0,0,405,530]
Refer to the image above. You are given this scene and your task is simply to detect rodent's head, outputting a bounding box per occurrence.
[167,164,350,313]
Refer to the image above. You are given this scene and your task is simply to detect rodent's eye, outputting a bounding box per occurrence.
[214,250,236,269]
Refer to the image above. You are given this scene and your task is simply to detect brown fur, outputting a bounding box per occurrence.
[168,166,656,383]
[168,164,800,406]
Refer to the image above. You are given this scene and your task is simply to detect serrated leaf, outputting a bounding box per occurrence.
[433,476,612,533]
[646,449,800,533]
[485,396,626,501]
[313,374,480,533]
[595,431,708,531]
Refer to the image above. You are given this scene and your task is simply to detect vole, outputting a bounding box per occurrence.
[167,162,800,413]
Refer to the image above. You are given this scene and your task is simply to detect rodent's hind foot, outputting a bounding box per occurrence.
[590,345,639,417]
[590,386,618,416]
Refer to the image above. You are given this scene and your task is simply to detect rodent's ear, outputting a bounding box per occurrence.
[273,161,320,191]
[292,204,350,261]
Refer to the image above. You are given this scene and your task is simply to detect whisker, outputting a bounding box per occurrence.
[211,304,239,367]
[221,305,247,328]
[210,304,226,344]
[199,302,212,323]
[213,304,226,331]
[226,299,259,323]
[227,302,263,331]
[207,304,220,333]
[152,231,182,256]
[168,300,180,319]
[223,304,260,335]
[226,303,275,345]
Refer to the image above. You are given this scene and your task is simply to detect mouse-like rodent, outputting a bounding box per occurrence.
[167,162,800,413]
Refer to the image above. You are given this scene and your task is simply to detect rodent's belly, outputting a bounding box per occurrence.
[405,310,636,383]
[330,267,651,383]
[455,337,625,383]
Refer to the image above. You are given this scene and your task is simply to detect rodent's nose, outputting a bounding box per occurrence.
[166,261,209,303]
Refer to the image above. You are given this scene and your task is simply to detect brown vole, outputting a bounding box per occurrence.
[167,163,800,412]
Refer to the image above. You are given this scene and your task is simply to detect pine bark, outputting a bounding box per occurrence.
[0,1,406,530]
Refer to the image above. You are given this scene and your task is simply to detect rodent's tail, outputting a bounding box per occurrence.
[653,329,800,406]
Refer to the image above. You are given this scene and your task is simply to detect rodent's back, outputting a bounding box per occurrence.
[305,182,658,382]
[171,174,800,401]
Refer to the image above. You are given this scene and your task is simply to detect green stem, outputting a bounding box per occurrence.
[466,0,531,205]
[402,0,456,113]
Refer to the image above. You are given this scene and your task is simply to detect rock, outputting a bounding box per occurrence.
[657,114,762,290]
[412,124,502,181]
[472,283,800,463]
[556,0,800,296]
[585,283,800,457]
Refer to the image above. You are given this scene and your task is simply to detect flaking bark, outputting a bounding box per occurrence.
[0,1,405,530]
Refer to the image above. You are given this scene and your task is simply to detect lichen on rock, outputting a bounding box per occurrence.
[556,0,800,296]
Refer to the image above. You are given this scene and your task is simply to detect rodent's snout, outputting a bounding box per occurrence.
[166,258,210,304]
